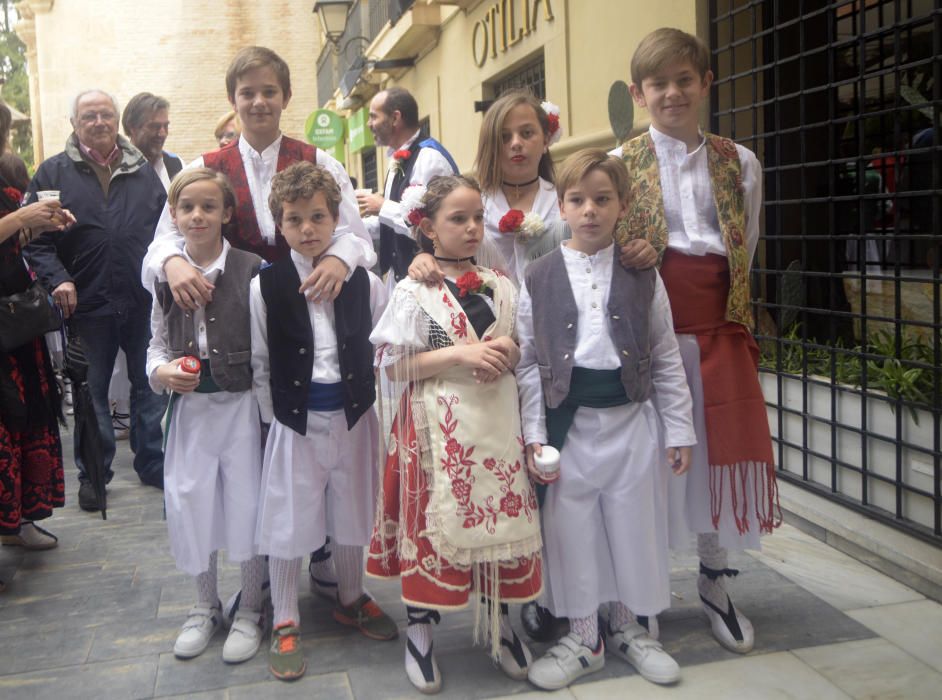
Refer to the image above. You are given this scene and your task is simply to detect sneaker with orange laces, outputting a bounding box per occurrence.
[333,593,399,641]
[269,621,305,681]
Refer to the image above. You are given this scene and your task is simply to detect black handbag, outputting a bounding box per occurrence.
[0,280,63,352]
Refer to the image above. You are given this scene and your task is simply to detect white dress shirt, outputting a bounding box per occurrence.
[152,157,171,192]
[609,126,762,266]
[142,134,376,289]
[249,250,388,423]
[146,240,231,392]
[516,242,696,449]
[483,178,560,285]
[363,130,456,240]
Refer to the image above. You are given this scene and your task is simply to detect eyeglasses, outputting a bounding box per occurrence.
[78,111,117,124]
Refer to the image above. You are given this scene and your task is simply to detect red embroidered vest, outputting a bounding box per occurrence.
[203,136,317,262]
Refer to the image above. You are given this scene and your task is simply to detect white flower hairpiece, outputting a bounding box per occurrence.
[401,184,429,226]
[541,100,562,145]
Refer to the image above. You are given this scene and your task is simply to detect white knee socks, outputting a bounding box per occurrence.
[270,556,301,627]
[195,551,219,607]
[239,555,267,614]
[332,544,365,607]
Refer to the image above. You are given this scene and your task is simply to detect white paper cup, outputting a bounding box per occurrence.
[355,188,372,197]
[37,190,60,201]
[533,445,560,477]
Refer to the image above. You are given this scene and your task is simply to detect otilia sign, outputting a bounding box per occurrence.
[471,0,555,68]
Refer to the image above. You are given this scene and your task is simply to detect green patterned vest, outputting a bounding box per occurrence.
[616,132,753,328]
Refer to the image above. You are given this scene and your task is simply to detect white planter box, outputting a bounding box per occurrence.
[760,372,936,530]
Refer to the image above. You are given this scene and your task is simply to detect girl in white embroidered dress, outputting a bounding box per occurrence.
[367,175,542,694]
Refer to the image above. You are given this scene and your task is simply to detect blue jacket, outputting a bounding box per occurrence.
[24,134,166,317]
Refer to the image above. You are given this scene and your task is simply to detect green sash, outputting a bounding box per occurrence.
[545,367,630,451]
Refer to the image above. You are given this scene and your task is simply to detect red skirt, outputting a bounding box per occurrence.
[367,392,542,610]
[1,337,64,534]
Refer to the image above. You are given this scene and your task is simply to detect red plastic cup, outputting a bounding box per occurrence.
[180,356,201,374]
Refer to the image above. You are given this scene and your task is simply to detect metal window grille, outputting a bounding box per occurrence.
[710,0,941,541]
[492,56,547,100]
[362,148,378,193]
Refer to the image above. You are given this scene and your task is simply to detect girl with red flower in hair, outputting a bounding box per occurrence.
[0,100,77,582]
[368,174,542,693]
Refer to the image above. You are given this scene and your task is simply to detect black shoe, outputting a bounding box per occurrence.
[139,471,164,490]
[78,481,100,512]
[520,602,563,642]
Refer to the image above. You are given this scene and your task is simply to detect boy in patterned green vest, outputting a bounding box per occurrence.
[610,27,779,655]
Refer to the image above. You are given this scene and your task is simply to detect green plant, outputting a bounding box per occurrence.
[760,325,938,422]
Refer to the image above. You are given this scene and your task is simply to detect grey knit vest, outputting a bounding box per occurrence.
[155,247,262,392]
[524,246,655,409]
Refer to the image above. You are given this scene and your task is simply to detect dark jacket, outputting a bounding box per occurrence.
[24,134,166,317]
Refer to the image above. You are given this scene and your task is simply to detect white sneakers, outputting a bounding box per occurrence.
[174,604,263,663]
[527,632,605,690]
[606,621,680,684]
[529,623,681,690]
[173,604,222,659]
[222,610,264,663]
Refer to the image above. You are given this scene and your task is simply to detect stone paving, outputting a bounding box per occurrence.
[1,429,941,699]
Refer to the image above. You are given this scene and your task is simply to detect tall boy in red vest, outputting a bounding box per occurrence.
[611,27,779,654]
[142,46,375,308]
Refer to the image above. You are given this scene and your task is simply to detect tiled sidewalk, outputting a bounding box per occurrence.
[1,435,940,699]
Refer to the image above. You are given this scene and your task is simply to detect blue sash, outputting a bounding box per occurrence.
[307,381,345,411]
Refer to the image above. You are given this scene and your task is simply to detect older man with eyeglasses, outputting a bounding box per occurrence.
[24,89,168,511]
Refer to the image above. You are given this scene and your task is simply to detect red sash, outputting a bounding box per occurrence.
[660,249,780,534]
[203,136,316,262]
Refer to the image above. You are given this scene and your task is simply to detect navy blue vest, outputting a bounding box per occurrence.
[258,260,375,434]
[379,137,458,281]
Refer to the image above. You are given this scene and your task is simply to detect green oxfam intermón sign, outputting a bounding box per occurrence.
[305,109,344,149]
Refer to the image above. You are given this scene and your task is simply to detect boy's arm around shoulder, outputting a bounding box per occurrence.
[249,274,274,424]
[514,279,547,446]
[648,272,696,448]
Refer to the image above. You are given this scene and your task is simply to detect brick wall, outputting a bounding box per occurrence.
[29,0,323,163]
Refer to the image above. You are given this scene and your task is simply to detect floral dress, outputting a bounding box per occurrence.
[367,268,542,611]
[0,185,64,534]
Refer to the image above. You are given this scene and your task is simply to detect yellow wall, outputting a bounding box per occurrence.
[344,0,702,183]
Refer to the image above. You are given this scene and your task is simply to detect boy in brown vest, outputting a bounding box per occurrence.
[612,27,780,654]
[518,149,695,689]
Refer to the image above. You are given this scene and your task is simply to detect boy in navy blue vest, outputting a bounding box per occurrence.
[249,162,395,681]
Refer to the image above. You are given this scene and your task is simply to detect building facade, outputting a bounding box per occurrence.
[320,0,940,544]
[15,0,324,162]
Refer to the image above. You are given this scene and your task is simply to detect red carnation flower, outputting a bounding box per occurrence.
[546,113,560,135]
[393,149,411,160]
[3,186,22,203]
[455,270,484,298]
[407,209,425,226]
[498,209,525,234]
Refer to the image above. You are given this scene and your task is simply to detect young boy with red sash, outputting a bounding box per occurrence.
[611,27,780,654]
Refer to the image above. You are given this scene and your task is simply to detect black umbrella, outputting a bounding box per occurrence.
[64,327,107,519]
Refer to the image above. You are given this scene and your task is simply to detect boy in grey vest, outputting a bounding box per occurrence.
[517,149,695,690]
[147,168,267,666]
